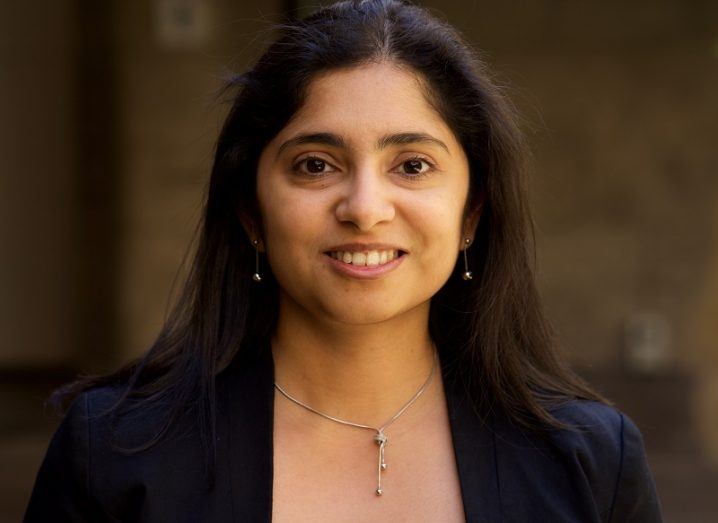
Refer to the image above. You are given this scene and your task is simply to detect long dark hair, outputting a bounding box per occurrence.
[54,0,609,477]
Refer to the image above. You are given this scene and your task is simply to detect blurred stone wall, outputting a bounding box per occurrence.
[429,0,718,459]
[0,1,78,367]
[111,0,282,362]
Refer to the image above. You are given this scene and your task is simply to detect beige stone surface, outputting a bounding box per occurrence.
[427,0,718,462]
[690,201,718,462]
[0,1,78,366]
[111,0,282,358]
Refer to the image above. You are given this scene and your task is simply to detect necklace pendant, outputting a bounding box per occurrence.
[374,431,388,495]
[374,433,387,472]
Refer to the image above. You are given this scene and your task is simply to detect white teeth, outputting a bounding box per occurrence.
[331,249,400,266]
[353,252,367,266]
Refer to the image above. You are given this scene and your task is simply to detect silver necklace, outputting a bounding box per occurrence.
[274,349,438,496]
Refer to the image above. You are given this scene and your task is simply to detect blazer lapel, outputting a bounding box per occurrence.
[442,364,503,522]
[221,345,275,523]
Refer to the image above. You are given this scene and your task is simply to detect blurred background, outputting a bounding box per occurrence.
[1,0,717,520]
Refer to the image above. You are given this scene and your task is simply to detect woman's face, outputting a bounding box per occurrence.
[253,61,477,326]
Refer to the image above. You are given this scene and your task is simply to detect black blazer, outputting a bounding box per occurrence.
[26,345,663,522]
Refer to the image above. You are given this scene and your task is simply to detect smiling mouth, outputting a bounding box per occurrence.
[324,249,406,267]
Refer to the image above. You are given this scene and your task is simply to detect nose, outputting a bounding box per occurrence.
[334,166,395,231]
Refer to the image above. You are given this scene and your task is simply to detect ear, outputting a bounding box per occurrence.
[460,192,484,250]
[237,207,265,252]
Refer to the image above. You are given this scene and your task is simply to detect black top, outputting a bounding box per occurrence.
[25,345,663,522]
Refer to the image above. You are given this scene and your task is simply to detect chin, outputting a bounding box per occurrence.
[320,298,426,326]
[324,308,400,326]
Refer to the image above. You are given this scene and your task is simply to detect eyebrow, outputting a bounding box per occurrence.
[275,131,450,158]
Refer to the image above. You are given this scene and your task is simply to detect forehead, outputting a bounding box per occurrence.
[274,62,456,148]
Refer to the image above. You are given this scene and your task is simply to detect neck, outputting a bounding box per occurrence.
[270,294,439,429]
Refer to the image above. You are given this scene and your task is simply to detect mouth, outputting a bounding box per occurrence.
[323,249,407,267]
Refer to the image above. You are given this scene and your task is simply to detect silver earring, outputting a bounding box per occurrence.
[252,239,262,282]
[462,238,473,281]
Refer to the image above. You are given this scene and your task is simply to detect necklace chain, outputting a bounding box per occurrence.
[273,347,438,496]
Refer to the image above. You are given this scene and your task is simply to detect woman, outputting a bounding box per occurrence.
[26,0,662,521]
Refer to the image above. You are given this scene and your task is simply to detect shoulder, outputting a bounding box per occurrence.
[34,385,129,461]
[488,399,662,522]
[25,387,123,521]
[547,399,629,455]
[26,385,207,522]
[545,399,663,522]
[545,399,655,482]
[496,398,636,455]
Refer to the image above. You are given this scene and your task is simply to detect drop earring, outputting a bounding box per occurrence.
[462,238,473,281]
[252,239,262,282]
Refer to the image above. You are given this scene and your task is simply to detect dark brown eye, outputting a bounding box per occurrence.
[403,159,425,175]
[398,157,434,178]
[292,156,335,177]
[305,158,326,173]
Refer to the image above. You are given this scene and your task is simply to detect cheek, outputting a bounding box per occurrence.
[261,197,296,242]
[424,183,468,276]
[404,193,465,285]
[413,190,466,250]
[257,180,325,278]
